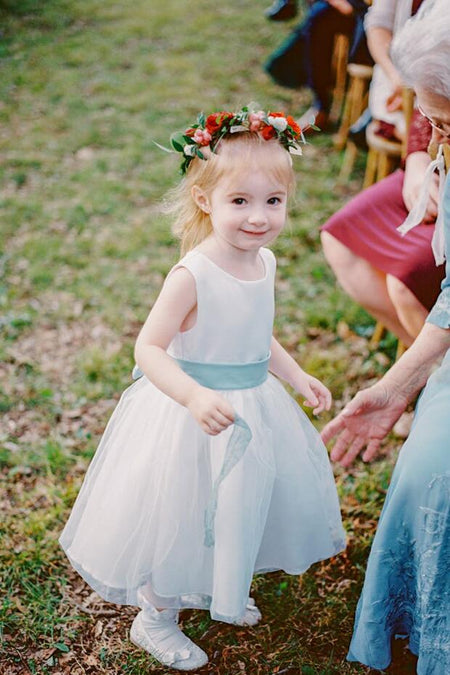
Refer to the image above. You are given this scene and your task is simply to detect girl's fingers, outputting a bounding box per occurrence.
[213,410,234,427]
[316,388,332,412]
[215,397,235,422]
[205,419,225,435]
[303,386,319,408]
[204,406,236,434]
[309,383,332,413]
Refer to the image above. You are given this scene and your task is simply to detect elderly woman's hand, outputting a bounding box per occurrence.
[321,382,409,467]
[402,151,439,222]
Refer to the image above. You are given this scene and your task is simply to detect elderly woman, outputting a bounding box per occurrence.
[322,1,450,672]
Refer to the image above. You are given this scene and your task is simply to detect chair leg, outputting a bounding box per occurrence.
[339,140,358,182]
[363,148,377,188]
[376,152,392,182]
[333,83,353,151]
[349,77,365,126]
[330,34,349,124]
[370,321,386,348]
[396,340,407,360]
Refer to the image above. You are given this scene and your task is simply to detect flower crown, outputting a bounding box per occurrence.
[167,105,307,174]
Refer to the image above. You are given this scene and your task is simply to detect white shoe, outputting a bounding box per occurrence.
[234,597,262,627]
[130,608,208,670]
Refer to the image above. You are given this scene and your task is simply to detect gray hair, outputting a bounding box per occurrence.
[391,0,450,99]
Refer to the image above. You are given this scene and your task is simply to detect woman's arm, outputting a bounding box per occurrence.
[321,321,450,466]
[367,27,400,85]
[269,337,332,414]
[135,268,234,434]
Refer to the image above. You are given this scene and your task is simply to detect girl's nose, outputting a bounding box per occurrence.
[247,207,268,226]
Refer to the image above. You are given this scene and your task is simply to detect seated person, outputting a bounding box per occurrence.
[265,0,372,130]
[265,0,298,21]
[321,109,445,346]
[365,0,425,142]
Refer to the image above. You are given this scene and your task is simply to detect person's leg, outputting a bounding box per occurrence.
[307,4,355,115]
[385,274,428,341]
[265,0,297,21]
[321,231,414,345]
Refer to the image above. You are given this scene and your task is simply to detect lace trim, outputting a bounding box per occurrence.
[427,286,450,329]
[366,472,450,669]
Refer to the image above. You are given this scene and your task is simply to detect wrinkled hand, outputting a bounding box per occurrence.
[326,0,354,15]
[321,383,408,467]
[187,386,235,435]
[403,152,439,222]
[296,375,332,415]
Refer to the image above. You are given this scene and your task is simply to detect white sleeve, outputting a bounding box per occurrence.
[364,0,398,33]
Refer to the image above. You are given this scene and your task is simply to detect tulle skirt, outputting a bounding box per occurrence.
[60,374,345,622]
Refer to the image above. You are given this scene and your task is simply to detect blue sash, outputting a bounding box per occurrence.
[132,356,270,546]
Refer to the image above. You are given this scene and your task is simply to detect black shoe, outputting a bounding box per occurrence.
[265,0,297,21]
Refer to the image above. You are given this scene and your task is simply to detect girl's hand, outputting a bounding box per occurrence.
[187,387,235,435]
[295,375,332,415]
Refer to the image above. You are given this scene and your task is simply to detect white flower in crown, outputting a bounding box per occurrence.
[289,144,303,156]
[230,125,248,134]
[267,115,288,132]
[183,144,196,157]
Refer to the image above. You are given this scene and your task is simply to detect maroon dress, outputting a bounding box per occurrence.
[321,112,445,310]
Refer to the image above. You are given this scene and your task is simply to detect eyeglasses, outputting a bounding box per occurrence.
[418,105,450,140]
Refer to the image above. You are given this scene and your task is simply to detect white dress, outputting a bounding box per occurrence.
[60,247,346,623]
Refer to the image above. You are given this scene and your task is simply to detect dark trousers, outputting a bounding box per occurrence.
[265,1,372,113]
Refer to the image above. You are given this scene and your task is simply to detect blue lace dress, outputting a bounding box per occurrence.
[347,172,450,674]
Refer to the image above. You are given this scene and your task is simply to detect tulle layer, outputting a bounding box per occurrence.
[60,374,345,622]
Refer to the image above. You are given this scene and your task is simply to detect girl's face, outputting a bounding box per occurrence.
[195,168,288,253]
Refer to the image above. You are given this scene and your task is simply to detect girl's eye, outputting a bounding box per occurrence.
[268,197,281,205]
[232,197,246,205]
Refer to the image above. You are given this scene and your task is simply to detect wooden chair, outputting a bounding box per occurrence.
[363,123,403,188]
[334,63,373,180]
[363,89,414,188]
[329,34,350,125]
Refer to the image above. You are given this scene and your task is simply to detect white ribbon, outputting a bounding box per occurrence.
[397,144,446,266]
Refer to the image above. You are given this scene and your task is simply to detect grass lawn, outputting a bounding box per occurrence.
[1,1,414,673]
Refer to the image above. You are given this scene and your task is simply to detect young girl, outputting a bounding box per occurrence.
[60,106,346,671]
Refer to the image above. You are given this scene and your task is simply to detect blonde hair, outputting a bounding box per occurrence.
[166,133,296,256]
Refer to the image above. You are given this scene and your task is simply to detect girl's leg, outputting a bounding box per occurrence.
[321,232,414,345]
[130,586,208,671]
[385,274,428,341]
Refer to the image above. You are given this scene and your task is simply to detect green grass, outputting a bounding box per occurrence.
[0,1,410,673]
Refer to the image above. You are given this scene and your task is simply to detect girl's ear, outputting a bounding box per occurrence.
[191,185,211,214]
